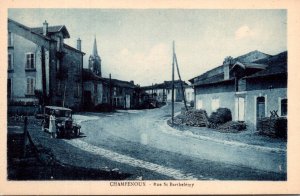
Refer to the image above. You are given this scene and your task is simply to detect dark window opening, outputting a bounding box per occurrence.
[281,98,287,116]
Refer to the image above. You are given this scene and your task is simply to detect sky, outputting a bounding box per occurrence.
[8,9,286,86]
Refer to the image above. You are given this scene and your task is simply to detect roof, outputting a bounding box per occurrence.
[245,51,287,78]
[8,18,52,41]
[230,62,268,71]
[111,79,136,89]
[189,50,271,84]
[83,68,105,82]
[101,78,136,89]
[191,50,272,86]
[31,25,70,38]
[141,80,188,90]
[63,43,85,55]
[45,106,72,111]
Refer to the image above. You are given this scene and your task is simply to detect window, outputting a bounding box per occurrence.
[197,99,203,109]
[26,78,35,95]
[281,99,287,116]
[211,98,220,111]
[26,53,35,69]
[8,53,13,70]
[8,32,13,47]
[7,78,12,98]
[74,83,80,98]
[113,87,117,96]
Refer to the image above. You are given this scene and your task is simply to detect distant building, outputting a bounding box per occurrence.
[88,37,102,76]
[83,38,138,109]
[189,50,287,126]
[184,85,194,105]
[141,80,188,102]
[7,18,85,111]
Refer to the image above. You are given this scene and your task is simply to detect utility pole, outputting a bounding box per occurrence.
[174,53,188,111]
[171,41,175,126]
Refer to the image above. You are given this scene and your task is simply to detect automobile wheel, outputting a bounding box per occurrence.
[52,132,58,138]
[74,128,79,137]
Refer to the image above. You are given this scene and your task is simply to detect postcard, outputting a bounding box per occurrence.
[1,0,300,195]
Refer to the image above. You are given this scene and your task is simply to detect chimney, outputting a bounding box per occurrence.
[77,38,81,51]
[223,56,232,80]
[43,20,48,36]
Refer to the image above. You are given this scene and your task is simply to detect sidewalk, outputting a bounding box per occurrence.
[165,119,287,152]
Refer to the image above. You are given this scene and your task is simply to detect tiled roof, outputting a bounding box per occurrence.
[141,80,188,90]
[31,25,70,38]
[83,68,104,81]
[8,18,52,41]
[189,50,271,84]
[102,78,136,89]
[245,51,287,78]
[231,62,268,70]
[63,43,85,55]
[192,50,273,86]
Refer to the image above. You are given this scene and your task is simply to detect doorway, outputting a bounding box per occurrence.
[237,97,245,121]
[256,96,265,119]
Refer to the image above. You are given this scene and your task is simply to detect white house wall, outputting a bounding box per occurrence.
[195,92,235,117]
[8,33,45,102]
[245,88,287,126]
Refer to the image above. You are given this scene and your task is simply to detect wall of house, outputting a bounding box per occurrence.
[7,33,50,103]
[185,87,194,104]
[195,81,235,95]
[195,91,236,117]
[58,47,83,110]
[166,89,177,102]
[246,75,287,91]
[83,80,103,106]
[245,88,287,126]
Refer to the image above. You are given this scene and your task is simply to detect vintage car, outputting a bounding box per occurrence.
[42,106,81,138]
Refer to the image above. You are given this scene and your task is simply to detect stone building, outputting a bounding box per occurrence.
[83,38,138,109]
[7,18,85,111]
[141,80,188,102]
[189,50,287,126]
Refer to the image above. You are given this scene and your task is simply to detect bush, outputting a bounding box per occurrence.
[208,108,232,125]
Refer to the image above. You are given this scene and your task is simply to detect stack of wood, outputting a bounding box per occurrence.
[257,117,287,138]
[208,108,232,128]
[217,121,247,133]
[184,109,209,127]
[172,114,187,125]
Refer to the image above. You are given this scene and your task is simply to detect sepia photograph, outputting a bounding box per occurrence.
[1,1,300,195]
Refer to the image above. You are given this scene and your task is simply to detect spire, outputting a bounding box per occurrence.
[92,36,99,57]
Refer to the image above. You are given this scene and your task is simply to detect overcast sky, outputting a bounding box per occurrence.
[8,9,286,86]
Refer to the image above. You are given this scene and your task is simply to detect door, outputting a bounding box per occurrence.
[238,97,245,121]
[256,96,265,119]
[125,94,130,109]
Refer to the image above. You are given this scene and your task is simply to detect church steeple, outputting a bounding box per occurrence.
[89,36,102,76]
[92,36,99,57]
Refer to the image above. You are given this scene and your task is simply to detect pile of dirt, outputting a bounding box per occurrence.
[208,108,232,128]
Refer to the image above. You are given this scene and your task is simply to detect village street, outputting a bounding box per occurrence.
[65,103,287,180]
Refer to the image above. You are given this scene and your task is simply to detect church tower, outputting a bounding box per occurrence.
[88,37,102,76]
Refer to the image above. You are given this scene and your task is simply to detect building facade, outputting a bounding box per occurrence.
[8,18,85,111]
[83,38,138,109]
[190,50,287,127]
[142,80,188,102]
